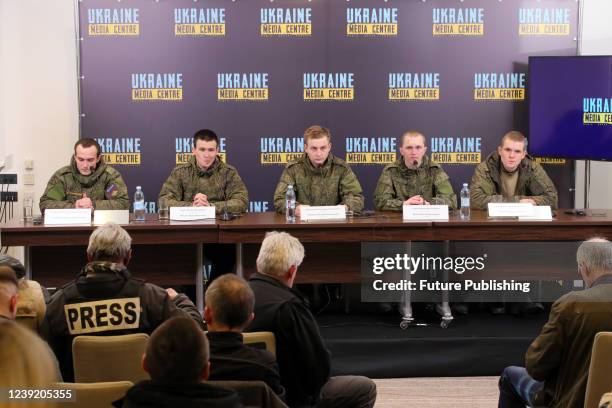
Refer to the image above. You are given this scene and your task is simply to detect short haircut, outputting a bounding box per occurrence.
[193,129,219,148]
[205,274,254,330]
[74,138,101,156]
[146,317,208,384]
[500,131,528,150]
[304,125,331,144]
[0,266,18,302]
[87,222,132,262]
[256,231,305,278]
[400,131,426,147]
[577,237,612,273]
[0,255,25,279]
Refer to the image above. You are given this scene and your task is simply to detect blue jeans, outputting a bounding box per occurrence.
[498,366,544,408]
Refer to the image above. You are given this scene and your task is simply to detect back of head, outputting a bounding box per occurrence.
[87,222,132,262]
[0,255,26,279]
[0,322,58,399]
[0,266,18,316]
[256,231,305,278]
[577,237,612,275]
[146,317,208,384]
[205,274,254,330]
[304,125,331,144]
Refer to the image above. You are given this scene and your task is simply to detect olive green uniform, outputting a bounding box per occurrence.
[373,156,457,211]
[470,152,558,210]
[158,156,248,214]
[39,157,129,212]
[273,153,364,213]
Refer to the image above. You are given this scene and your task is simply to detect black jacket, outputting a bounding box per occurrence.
[113,380,241,408]
[44,261,204,381]
[247,273,331,406]
[208,331,285,397]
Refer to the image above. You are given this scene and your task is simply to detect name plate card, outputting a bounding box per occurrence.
[488,203,535,218]
[403,205,449,221]
[519,206,553,221]
[93,210,130,225]
[170,206,216,221]
[300,205,346,221]
[44,209,92,225]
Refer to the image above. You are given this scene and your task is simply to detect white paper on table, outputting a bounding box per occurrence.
[403,205,449,221]
[488,203,535,218]
[44,209,92,225]
[170,206,216,221]
[518,206,553,221]
[300,205,346,221]
[93,210,130,225]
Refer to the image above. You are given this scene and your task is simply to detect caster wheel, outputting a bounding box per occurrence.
[440,320,451,329]
[400,320,411,330]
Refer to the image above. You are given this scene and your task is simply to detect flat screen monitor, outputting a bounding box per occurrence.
[529,55,612,161]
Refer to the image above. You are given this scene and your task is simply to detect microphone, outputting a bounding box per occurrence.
[219,167,236,221]
[89,165,96,173]
[412,160,418,167]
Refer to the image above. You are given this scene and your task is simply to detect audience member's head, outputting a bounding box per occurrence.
[143,317,209,384]
[0,322,58,407]
[204,274,254,332]
[0,266,19,320]
[256,231,305,287]
[0,254,26,279]
[577,237,612,287]
[87,222,132,265]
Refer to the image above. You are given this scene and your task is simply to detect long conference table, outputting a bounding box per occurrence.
[2,210,612,311]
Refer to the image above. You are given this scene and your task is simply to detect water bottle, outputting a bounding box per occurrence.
[286,184,296,222]
[460,183,470,220]
[134,186,145,221]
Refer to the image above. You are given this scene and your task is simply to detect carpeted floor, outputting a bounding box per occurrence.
[373,376,499,407]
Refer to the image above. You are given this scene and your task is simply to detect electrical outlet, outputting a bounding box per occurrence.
[0,191,18,202]
[0,174,17,184]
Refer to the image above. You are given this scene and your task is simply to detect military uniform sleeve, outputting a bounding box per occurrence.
[39,173,74,211]
[373,168,403,211]
[93,170,130,210]
[339,166,364,212]
[525,299,565,381]
[469,162,496,210]
[277,299,331,398]
[158,168,193,207]
[433,168,458,210]
[525,164,558,209]
[273,166,296,213]
[210,168,249,214]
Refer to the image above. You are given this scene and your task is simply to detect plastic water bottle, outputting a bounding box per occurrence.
[460,183,470,220]
[134,186,145,221]
[286,184,296,222]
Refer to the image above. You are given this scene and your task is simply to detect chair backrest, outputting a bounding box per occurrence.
[55,381,133,408]
[585,332,612,408]
[243,331,276,357]
[72,333,150,383]
[207,380,287,408]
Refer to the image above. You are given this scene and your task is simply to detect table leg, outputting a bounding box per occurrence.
[235,243,244,278]
[196,243,204,313]
[24,245,32,280]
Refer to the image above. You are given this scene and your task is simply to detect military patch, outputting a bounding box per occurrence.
[64,297,141,335]
[105,184,119,199]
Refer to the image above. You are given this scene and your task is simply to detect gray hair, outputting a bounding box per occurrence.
[87,222,132,261]
[0,255,25,279]
[576,237,612,273]
[205,274,254,329]
[256,231,305,278]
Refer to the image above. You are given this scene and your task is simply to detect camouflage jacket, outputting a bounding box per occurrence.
[373,156,457,211]
[158,156,248,213]
[469,151,558,210]
[39,157,129,211]
[273,153,364,213]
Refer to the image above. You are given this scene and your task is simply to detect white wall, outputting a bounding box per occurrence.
[576,0,612,208]
[0,0,79,252]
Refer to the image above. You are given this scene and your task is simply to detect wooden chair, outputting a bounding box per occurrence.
[55,381,133,408]
[585,332,612,408]
[243,331,276,356]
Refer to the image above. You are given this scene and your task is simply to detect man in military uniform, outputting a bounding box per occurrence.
[44,222,204,381]
[374,131,457,211]
[158,128,248,214]
[159,129,248,280]
[274,125,364,215]
[470,131,558,210]
[40,138,129,211]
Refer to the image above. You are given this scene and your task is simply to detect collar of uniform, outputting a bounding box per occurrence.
[206,331,244,349]
[302,153,334,176]
[398,155,430,175]
[190,155,221,177]
[590,274,612,288]
[70,156,107,188]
